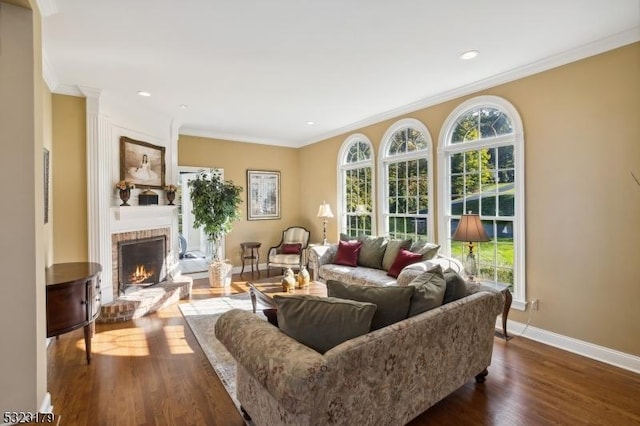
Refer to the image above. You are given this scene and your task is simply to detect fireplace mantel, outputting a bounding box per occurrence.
[110,205,178,234]
[112,205,177,221]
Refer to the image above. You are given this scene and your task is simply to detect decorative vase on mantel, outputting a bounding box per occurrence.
[166,191,176,205]
[119,189,131,206]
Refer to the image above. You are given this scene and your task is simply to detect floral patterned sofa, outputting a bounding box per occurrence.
[309,242,464,287]
[215,283,504,425]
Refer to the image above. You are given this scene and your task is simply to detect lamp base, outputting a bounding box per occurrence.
[463,253,477,280]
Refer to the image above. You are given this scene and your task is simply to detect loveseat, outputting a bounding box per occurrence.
[309,237,464,287]
[215,283,504,425]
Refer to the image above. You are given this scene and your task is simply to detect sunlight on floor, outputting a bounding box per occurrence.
[79,328,150,356]
[163,325,194,355]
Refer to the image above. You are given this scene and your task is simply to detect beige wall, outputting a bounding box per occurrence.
[178,136,303,266]
[51,94,88,262]
[298,43,640,356]
[0,0,48,412]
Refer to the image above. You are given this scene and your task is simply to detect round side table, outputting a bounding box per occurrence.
[240,242,261,278]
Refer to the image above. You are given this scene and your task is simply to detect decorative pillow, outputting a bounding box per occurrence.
[274,294,376,354]
[334,240,363,267]
[357,235,388,269]
[443,269,468,304]
[407,267,446,317]
[327,280,415,330]
[281,243,302,254]
[382,238,413,271]
[410,240,441,260]
[387,249,423,278]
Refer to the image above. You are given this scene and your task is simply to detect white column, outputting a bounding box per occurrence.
[81,87,115,302]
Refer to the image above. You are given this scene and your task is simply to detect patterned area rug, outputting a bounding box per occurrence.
[179,293,268,424]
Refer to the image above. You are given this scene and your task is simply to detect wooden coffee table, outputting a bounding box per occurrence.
[248,278,327,313]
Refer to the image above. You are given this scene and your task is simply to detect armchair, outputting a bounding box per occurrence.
[266,226,311,277]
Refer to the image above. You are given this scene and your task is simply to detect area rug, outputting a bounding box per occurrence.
[179,293,268,424]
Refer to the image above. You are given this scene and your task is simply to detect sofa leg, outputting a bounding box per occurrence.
[240,405,252,421]
[475,369,488,383]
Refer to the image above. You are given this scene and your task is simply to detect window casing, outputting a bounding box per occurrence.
[338,134,374,237]
[438,96,526,307]
[379,119,434,241]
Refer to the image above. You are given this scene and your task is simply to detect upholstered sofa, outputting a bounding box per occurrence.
[309,239,464,287]
[215,283,504,425]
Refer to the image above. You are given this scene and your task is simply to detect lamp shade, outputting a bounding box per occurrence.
[317,202,334,219]
[452,213,489,242]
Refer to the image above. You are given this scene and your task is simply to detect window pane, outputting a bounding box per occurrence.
[451,153,464,173]
[481,195,496,216]
[498,145,514,168]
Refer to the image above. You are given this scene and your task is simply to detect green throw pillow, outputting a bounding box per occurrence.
[382,238,413,271]
[327,280,415,330]
[443,269,468,304]
[410,240,441,260]
[274,294,376,354]
[407,267,446,317]
[357,236,388,269]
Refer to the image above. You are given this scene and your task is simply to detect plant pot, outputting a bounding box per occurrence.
[209,261,233,288]
[119,189,131,206]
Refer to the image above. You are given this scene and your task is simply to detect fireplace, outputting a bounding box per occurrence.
[117,235,167,294]
[111,228,173,300]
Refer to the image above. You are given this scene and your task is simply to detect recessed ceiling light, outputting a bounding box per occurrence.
[459,50,479,60]
[179,104,188,109]
[137,91,151,97]
[306,121,315,125]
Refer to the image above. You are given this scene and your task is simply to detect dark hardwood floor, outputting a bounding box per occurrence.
[47,274,640,425]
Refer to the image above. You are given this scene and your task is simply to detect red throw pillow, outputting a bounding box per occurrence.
[334,240,363,267]
[387,249,423,278]
[281,243,302,254]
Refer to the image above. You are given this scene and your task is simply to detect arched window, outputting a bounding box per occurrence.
[338,134,374,237]
[438,96,526,306]
[379,119,433,241]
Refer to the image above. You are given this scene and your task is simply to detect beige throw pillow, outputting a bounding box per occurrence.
[357,235,388,269]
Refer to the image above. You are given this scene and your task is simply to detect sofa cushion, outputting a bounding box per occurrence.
[327,280,415,330]
[334,240,363,267]
[281,243,302,254]
[273,294,376,354]
[320,264,398,287]
[407,267,446,317]
[387,249,423,278]
[410,240,441,260]
[357,235,388,269]
[443,269,469,304]
[382,238,413,271]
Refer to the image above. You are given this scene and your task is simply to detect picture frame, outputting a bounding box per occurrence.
[247,170,281,220]
[120,136,165,189]
[43,148,49,224]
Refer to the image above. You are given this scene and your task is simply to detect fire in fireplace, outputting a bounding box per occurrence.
[118,235,166,293]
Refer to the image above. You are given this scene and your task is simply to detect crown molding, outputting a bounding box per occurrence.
[178,127,298,148]
[299,27,640,147]
[35,0,58,16]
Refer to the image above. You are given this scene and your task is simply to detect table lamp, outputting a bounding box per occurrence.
[452,213,489,281]
[317,202,334,245]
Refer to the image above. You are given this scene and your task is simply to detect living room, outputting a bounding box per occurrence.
[2,0,639,424]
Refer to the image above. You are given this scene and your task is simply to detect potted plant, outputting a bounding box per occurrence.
[188,170,243,287]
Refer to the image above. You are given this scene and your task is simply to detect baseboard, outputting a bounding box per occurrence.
[39,392,53,413]
[498,318,640,374]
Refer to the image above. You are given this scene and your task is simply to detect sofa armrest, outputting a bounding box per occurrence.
[215,309,330,413]
[308,244,337,280]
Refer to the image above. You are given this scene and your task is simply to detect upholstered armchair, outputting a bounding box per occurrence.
[266,226,311,276]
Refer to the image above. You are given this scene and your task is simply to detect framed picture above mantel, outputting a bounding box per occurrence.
[120,136,165,189]
[247,170,280,220]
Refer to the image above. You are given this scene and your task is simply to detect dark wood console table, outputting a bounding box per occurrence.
[45,262,102,364]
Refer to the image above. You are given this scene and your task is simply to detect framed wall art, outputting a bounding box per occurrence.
[247,170,280,220]
[120,136,165,189]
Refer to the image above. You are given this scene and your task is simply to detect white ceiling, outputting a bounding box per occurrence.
[41,0,640,147]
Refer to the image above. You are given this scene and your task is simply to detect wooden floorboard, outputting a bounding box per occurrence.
[47,274,640,425]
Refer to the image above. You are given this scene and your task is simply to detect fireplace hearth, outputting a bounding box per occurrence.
[118,235,166,294]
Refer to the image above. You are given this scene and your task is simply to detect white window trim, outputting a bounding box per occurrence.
[437,95,526,310]
[337,133,376,235]
[378,118,434,240]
